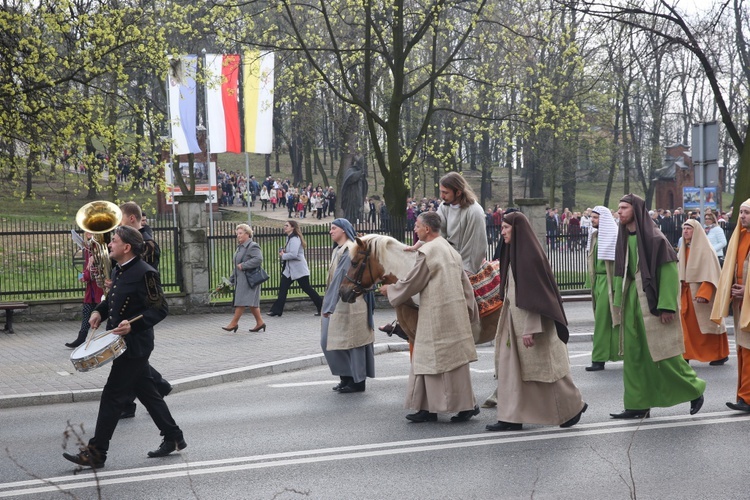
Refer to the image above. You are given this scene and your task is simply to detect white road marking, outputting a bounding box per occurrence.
[4,412,748,497]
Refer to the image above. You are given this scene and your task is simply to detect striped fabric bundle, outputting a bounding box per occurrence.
[469,260,503,317]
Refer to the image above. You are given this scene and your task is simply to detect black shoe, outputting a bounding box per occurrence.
[726,399,750,412]
[333,377,352,391]
[65,339,85,349]
[338,380,366,393]
[268,312,281,317]
[450,405,480,422]
[63,447,105,468]
[486,421,523,432]
[406,410,437,423]
[314,312,321,316]
[709,356,729,366]
[690,395,704,415]
[610,409,650,419]
[147,438,187,458]
[119,409,136,419]
[561,403,588,428]
[585,362,605,372]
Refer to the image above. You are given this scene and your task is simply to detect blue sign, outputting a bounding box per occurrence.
[683,186,717,209]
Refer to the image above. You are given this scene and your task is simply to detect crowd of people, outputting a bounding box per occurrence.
[216,170,338,220]
[62,178,750,471]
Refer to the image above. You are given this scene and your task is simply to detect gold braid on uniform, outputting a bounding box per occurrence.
[145,271,164,307]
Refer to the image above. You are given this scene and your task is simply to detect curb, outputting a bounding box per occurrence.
[0,342,410,410]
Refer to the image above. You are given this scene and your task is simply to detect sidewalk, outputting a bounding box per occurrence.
[0,301,602,409]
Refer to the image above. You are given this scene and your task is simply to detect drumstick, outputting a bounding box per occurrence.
[84,314,145,348]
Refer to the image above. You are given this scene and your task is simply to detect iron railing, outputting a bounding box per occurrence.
[0,217,181,301]
[3,213,732,302]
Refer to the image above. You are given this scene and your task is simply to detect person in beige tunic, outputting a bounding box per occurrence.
[321,218,375,393]
[487,212,587,431]
[380,211,480,423]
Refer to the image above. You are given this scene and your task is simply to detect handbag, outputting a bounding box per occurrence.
[245,267,270,288]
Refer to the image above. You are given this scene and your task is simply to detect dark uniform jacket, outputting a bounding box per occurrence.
[94,257,168,359]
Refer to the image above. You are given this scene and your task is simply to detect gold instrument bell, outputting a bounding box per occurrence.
[76,201,122,290]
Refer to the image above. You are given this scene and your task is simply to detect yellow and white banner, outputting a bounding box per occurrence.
[242,51,275,154]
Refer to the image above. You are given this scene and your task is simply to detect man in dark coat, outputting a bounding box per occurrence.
[63,226,186,469]
[118,202,172,419]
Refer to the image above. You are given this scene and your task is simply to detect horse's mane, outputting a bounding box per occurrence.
[351,234,416,279]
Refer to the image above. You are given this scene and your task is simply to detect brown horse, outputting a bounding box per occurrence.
[339,234,500,344]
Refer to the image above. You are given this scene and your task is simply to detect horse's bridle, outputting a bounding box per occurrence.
[344,245,380,296]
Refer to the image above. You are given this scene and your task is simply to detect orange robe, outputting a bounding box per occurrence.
[681,278,729,362]
[735,231,750,403]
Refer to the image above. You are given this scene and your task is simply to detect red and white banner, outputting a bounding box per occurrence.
[205,54,241,154]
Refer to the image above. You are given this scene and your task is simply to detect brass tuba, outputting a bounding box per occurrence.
[76,201,122,290]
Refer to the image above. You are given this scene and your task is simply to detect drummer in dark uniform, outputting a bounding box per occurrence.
[63,225,187,469]
[118,201,172,419]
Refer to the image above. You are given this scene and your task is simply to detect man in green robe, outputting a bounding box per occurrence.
[610,194,705,419]
[586,206,623,371]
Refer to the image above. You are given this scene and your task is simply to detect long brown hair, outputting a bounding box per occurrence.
[440,172,477,208]
[286,220,307,249]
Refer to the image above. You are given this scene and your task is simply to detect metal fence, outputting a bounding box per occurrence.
[4,213,731,302]
[207,217,497,301]
[0,218,181,301]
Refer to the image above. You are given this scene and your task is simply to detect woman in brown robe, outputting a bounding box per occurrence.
[487,212,587,431]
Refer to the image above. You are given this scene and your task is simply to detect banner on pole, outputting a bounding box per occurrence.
[242,51,275,154]
[205,54,241,154]
[168,56,202,155]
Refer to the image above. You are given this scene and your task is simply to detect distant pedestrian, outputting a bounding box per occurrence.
[223,224,266,333]
[268,220,323,317]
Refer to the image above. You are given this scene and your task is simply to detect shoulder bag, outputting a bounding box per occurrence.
[245,267,270,288]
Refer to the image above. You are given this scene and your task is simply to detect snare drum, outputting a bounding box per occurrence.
[70,333,127,372]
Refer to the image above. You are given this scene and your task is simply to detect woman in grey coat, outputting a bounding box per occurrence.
[223,224,266,332]
[268,220,323,317]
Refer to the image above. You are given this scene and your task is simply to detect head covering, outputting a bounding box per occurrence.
[332,218,356,241]
[711,198,750,326]
[614,194,677,315]
[590,206,617,261]
[499,212,569,343]
[678,219,721,286]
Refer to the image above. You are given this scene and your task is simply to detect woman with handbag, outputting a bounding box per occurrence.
[224,224,266,332]
[268,220,323,317]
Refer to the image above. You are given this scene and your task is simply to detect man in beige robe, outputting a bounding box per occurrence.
[380,211,480,423]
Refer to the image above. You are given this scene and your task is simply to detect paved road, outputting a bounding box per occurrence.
[1,342,746,499]
[0,300,602,408]
[1,297,735,408]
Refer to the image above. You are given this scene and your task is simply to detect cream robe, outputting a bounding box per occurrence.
[437,201,487,274]
[325,242,374,350]
[387,237,478,375]
[495,269,583,425]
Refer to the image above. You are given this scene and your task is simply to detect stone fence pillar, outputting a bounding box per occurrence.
[515,198,548,251]
[176,195,210,309]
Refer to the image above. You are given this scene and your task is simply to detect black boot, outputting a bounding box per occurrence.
[585,362,605,372]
